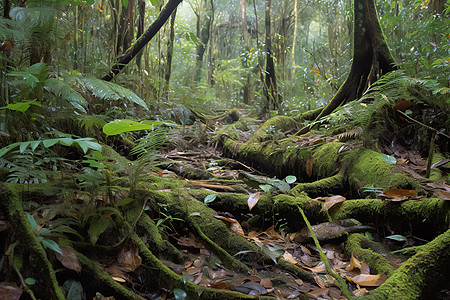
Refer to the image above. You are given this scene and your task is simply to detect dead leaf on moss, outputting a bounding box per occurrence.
[248,192,260,211]
[213,215,245,236]
[318,195,346,212]
[347,273,387,286]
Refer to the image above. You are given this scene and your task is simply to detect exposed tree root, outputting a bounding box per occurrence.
[360,229,450,300]
[0,183,65,300]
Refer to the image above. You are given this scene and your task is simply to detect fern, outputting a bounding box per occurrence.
[44,77,88,112]
[80,77,149,110]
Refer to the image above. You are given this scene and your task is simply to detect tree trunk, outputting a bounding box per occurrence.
[116,0,136,56]
[194,0,211,83]
[102,0,182,82]
[136,0,145,70]
[291,0,298,78]
[263,0,281,114]
[164,8,177,99]
[305,0,396,125]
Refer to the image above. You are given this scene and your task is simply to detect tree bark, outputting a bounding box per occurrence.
[305,0,396,126]
[164,8,177,99]
[102,0,182,82]
[136,0,145,70]
[263,0,281,114]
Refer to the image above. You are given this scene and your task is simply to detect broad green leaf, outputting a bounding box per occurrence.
[103,119,156,135]
[43,139,59,148]
[385,234,407,242]
[173,288,188,300]
[41,239,64,255]
[19,141,30,153]
[284,175,297,184]
[380,153,396,164]
[260,184,274,193]
[117,198,135,206]
[149,0,162,6]
[63,280,83,300]
[0,100,38,112]
[204,194,217,204]
[88,215,111,245]
[26,212,38,232]
[29,140,41,152]
[74,139,102,153]
[24,278,36,285]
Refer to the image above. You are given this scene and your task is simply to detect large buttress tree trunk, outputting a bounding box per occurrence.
[308,0,396,124]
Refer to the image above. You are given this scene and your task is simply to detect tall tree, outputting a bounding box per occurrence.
[303,0,396,126]
[164,8,177,98]
[102,0,183,81]
[263,0,281,113]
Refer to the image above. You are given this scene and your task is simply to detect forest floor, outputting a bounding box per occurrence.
[1,105,449,300]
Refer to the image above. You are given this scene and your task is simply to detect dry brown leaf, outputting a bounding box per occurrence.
[260,278,273,289]
[320,195,346,212]
[105,264,128,282]
[282,251,298,264]
[306,154,313,177]
[248,192,260,211]
[189,212,201,217]
[264,225,282,240]
[301,261,326,273]
[307,287,329,299]
[353,287,369,297]
[314,276,329,288]
[345,252,361,272]
[0,282,22,300]
[118,243,142,272]
[384,189,415,197]
[55,246,82,273]
[213,215,245,236]
[347,274,387,287]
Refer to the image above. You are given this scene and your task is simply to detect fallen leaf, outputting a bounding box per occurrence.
[55,246,82,273]
[384,189,415,197]
[263,225,282,240]
[282,251,298,264]
[213,215,245,236]
[306,155,313,177]
[431,159,450,169]
[0,282,22,300]
[118,243,142,272]
[105,264,128,282]
[247,192,260,211]
[307,287,329,299]
[260,278,273,289]
[320,195,346,212]
[438,191,450,201]
[347,274,387,287]
[345,252,361,272]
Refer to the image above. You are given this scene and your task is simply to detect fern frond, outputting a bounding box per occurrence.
[45,78,88,112]
[335,127,364,141]
[80,77,148,110]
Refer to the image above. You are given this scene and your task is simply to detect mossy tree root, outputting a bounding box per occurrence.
[360,229,450,300]
[75,250,146,300]
[345,233,395,277]
[0,183,65,300]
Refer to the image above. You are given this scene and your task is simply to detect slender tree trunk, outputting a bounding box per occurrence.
[3,0,10,18]
[102,0,182,81]
[207,0,215,86]
[194,0,211,83]
[291,0,298,78]
[164,8,177,99]
[240,0,248,45]
[263,0,280,114]
[136,0,145,70]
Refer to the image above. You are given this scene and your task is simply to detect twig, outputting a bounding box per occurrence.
[297,205,355,300]
[397,110,450,140]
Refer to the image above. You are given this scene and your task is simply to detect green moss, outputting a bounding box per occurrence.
[361,229,450,299]
[345,148,421,192]
[292,169,345,197]
[346,233,395,276]
[249,115,299,143]
[312,141,344,177]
